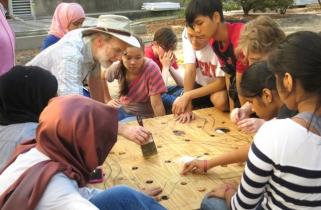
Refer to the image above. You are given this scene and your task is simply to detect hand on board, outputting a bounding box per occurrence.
[141,187,163,201]
[237,118,266,134]
[175,111,195,124]
[118,124,151,145]
[230,107,249,123]
[172,94,190,115]
[181,159,208,175]
[207,182,238,199]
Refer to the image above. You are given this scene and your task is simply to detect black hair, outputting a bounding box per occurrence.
[268,31,321,115]
[185,0,224,28]
[153,27,177,51]
[240,61,276,98]
[119,35,145,96]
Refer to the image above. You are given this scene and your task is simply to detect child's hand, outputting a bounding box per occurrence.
[160,51,175,69]
[175,112,195,124]
[106,99,121,108]
[181,159,207,175]
[230,107,248,123]
[172,94,190,115]
[237,118,266,134]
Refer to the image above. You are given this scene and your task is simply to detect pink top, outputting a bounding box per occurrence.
[0,10,15,76]
[48,3,85,38]
[145,44,179,70]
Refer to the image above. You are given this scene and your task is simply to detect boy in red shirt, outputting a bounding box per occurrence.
[183,0,246,115]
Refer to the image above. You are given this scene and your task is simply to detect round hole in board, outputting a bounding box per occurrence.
[165,160,171,163]
[157,145,162,148]
[215,127,231,134]
[221,121,226,124]
[161,122,166,125]
[132,166,138,170]
[180,181,187,185]
[161,195,169,200]
[197,125,202,128]
[146,180,153,184]
[173,130,185,136]
[210,134,215,137]
[184,139,191,142]
[203,152,209,155]
[118,152,126,155]
[197,187,206,192]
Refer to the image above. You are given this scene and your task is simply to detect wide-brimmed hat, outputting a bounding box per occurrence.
[83,15,140,48]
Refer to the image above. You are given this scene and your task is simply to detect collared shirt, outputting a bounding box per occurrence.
[27,29,97,96]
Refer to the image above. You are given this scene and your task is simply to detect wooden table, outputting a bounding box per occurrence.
[92,108,252,210]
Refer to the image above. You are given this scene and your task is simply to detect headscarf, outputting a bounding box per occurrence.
[0,95,119,210]
[49,2,85,38]
[0,7,15,76]
[0,65,58,125]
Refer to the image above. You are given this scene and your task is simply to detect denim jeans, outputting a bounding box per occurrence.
[162,86,183,114]
[89,185,167,210]
[118,107,135,121]
[201,196,263,210]
[201,196,230,210]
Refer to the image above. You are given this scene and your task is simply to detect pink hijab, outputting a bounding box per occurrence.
[0,7,15,76]
[49,2,85,38]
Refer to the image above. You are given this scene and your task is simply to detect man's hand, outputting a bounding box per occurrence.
[118,124,151,145]
[106,99,121,108]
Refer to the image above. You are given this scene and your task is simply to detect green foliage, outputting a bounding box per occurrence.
[223,1,241,11]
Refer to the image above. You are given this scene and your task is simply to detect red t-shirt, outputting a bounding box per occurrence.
[144,44,178,71]
[210,22,247,74]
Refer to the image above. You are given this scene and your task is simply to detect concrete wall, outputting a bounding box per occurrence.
[34,0,180,17]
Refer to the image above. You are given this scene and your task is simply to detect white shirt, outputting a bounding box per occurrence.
[232,119,321,210]
[182,28,225,86]
[27,29,98,96]
[0,148,101,210]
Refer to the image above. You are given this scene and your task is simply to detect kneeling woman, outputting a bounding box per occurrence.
[105,37,166,121]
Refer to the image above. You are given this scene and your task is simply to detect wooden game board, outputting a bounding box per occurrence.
[92,108,252,210]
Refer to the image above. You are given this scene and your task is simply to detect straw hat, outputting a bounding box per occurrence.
[83,15,140,48]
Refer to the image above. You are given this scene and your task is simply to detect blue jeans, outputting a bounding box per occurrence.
[118,107,135,121]
[83,87,91,97]
[90,185,167,210]
[201,196,263,210]
[201,196,229,210]
[162,86,183,114]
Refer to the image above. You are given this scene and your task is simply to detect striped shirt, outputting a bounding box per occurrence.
[232,118,321,210]
[106,58,167,117]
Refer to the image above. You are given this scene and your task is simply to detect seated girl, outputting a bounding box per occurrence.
[105,36,167,121]
[41,2,85,51]
[181,61,297,176]
[145,27,184,112]
[0,95,166,210]
[201,31,321,210]
[172,26,229,123]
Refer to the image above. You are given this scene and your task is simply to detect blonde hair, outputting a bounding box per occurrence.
[237,16,285,57]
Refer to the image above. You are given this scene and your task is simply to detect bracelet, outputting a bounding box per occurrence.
[203,160,208,173]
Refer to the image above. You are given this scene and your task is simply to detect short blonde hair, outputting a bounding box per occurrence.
[238,16,285,57]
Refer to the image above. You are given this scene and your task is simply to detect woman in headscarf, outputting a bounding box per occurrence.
[0,65,58,169]
[0,95,166,210]
[0,2,15,76]
[40,2,85,50]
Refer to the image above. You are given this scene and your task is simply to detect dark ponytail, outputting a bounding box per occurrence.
[239,61,276,98]
[118,35,145,96]
[268,31,321,114]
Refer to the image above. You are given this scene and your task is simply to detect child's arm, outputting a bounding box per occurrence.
[169,66,184,87]
[181,144,250,175]
[236,72,247,105]
[173,77,226,115]
[150,94,166,117]
[88,66,105,103]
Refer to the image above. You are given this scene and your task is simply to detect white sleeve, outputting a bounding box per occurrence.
[182,28,196,64]
[37,173,99,210]
[55,55,84,96]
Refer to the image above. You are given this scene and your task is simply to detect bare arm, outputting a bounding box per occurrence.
[150,94,166,117]
[225,74,234,111]
[236,72,247,106]
[185,77,225,100]
[169,66,184,87]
